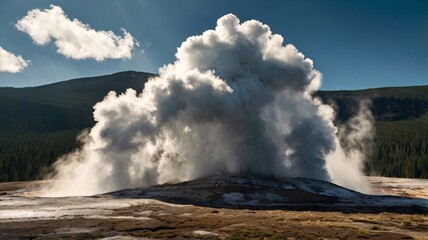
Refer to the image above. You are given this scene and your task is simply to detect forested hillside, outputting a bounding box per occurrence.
[0,71,154,181]
[319,86,428,178]
[0,72,427,181]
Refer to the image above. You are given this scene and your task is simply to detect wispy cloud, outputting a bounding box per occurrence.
[0,46,29,73]
[16,5,138,61]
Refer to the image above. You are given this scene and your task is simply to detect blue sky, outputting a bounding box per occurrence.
[0,0,426,89]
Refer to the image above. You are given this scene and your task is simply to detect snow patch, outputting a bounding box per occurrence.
[53,227,93,234]
[193,230,218,236]
[99,237,140,240]
[135,210,154,216]
[223,192,244,203]
[283,185,296,190]
[319,188,357,198]
[250,192,286,201]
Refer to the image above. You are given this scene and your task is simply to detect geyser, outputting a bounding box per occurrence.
[43,14,373,196]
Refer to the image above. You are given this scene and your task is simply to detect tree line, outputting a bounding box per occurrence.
[366,116,428,178]
[0,115,427,181]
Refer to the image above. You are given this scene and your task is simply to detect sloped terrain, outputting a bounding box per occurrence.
[109,175,428,214]
[0,177,427,239]
[0,71,154,181]
[0,71,154,131]
[318,85,428,122]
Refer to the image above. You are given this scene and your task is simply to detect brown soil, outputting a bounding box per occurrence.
[1,201,427,239]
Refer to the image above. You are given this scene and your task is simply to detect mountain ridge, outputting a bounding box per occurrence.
[2,70,427,92]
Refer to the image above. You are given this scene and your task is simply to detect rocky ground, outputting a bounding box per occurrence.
[0,177,427,240]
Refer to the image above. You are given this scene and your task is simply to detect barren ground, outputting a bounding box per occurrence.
[0,177,427,240]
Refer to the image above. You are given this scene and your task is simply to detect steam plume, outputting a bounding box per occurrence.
[326,100,375,192]
[43,14,373,196]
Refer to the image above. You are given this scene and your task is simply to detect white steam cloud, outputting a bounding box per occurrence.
[326,100,374,193]
[0,46,29,73]
[43,14,374,196]
[16,5,137,61]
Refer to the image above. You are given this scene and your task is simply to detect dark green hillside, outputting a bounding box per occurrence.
[318,85,428,122]
[367,116,428,178]
[0,71,427,181]
[0,71,154,107]
[0,71,154,131]
[319,85,428,178]
[0,130,80,181]
[0,71,154,181]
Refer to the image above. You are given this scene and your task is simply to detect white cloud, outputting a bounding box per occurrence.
[0,47,29,73]
[16,5,137,61]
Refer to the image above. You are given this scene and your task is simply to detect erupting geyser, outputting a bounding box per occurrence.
[43,14,374,197]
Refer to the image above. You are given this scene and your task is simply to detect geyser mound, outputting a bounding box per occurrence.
[43,14,373,197]
[107,175,428,214]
